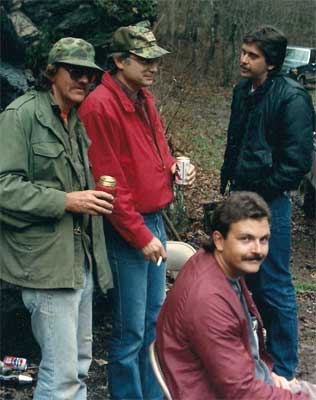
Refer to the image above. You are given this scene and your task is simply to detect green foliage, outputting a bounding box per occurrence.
[191,131,226,172]
[25,32,53,73]
[166,185,190,234]
[295,283,316,294]
[94,0,157,26]
[24,0,158,72]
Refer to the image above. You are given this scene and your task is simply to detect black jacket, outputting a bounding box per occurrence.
[221,74,314,201]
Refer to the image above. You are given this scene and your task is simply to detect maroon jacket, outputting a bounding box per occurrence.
[79,73,174,249]
[156,249,307,400]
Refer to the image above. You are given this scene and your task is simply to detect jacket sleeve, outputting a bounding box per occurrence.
[186,293,307,400]
[220,87,239,195]
[78,107,154,250]
[254,92,313,197]
[0,109,66,228]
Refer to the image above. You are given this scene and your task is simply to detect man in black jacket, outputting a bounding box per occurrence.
[220,26,314,381]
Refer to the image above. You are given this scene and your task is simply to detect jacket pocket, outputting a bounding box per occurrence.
[237,149,273,182]
[6,223,56,247]
[32,142,68,189]
[32,142,64,158]
[4,226,59,281]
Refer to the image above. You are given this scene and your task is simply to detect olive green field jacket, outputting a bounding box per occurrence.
[0,90,112,292]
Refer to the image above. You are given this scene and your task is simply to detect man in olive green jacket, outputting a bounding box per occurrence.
[0,37,113,400]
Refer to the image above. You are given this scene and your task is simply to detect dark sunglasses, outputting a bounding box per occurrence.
[59,63,97,82]
[129,54,160,66]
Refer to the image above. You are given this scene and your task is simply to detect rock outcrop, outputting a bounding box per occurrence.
[1,0,156,110]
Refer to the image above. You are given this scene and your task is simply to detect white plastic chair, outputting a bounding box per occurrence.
[149,241,196,399]
[149,340,173,400]
[166,240,196,279]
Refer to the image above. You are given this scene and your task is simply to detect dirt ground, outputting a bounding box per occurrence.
[0,80,315,399]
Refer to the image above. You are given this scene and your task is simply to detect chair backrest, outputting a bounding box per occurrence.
[150,242,196,397]
[149,340,173,400]
[166,241,196,279]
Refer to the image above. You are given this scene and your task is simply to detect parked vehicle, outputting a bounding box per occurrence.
[282,46,316,86]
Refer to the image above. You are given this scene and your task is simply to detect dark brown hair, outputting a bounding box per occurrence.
[203,192,271,252]
[243,25,287,72]
[34,63,59,91]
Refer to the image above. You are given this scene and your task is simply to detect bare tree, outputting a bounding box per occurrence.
[157,0,316,85]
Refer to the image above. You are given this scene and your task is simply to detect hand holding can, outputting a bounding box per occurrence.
[98,176,116,197]
[175,157,191,185]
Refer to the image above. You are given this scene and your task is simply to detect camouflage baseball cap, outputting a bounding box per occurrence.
[48,37,103,71]
[111,21,169,59]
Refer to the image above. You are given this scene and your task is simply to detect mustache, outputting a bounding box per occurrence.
[74,84,88,90]
[241,255,265,262]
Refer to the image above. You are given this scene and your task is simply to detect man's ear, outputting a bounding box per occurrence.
[212,230,224,252]
[113,56,127,71]
[44,64,58,83]
[45,64,58,77]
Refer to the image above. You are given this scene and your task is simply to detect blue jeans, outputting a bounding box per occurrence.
[246,193,298,379]
[22,267,94,400]
[104,212,167,400]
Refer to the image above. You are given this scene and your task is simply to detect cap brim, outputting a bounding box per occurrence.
[54,57,104,72]
[129,44,170,59]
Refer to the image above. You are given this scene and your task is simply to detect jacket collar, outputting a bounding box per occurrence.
[241,74,278,102]
[34,90,88,148]
[205,252,265,334]
[34,91,69,147]
[33,90,92,185]
[101,72,154,113]
[208,251,268,360]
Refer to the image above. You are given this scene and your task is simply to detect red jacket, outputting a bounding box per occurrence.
[156,249,308,400]
[79,73,174,249]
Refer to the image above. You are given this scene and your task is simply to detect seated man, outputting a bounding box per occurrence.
[156,192,315,399]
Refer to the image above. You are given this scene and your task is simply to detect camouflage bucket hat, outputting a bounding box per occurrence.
[111,21,169,59]
[48,37,103,71]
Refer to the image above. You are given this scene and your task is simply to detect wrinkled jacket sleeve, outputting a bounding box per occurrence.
[79,108,154,249]
[0,109,66,228]
[220,87,240,195]
[253,92,313,196]
[186,293,308,400]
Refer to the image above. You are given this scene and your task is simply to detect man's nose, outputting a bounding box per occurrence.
[252,240,262,253]
[240,54,248,64]
[78,74,89,84]
[149,63,158,72]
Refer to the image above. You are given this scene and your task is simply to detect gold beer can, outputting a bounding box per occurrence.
[98,176,116,196]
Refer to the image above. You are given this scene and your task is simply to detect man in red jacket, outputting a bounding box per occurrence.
[79,21,195,400]
[156,192,315,400]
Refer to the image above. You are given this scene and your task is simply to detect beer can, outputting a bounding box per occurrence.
[98,175,116,196]
[175,157,190,185]
[3,356,28,371]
